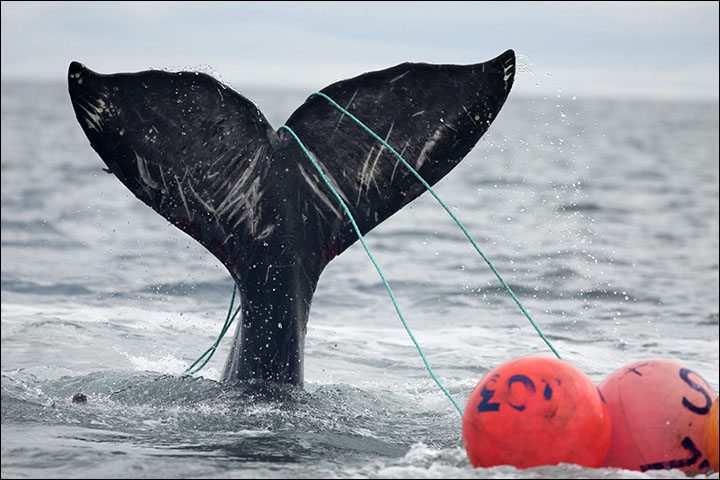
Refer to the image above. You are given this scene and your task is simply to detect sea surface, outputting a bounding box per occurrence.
[1,77,718,479]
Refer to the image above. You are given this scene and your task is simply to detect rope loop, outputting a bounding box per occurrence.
[187,94,561,419]
[184,282,241,376]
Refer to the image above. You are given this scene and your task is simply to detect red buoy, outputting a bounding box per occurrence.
[706,398,719,472]
[462,356,611,469]
[599,359,717,473]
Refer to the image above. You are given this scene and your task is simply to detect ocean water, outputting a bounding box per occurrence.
[1,78,718,479]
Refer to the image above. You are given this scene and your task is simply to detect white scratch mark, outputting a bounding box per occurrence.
[174,174,194,221]
[298,164,342,219]
[187,180,216,213]
[313,204,327,221]
[216,145,264,218]
[158,165,169,194]
[334,89,359,132]
[365,122,394,195]
[390,70,409,83]
[313,156,350,205]
[222,233,234,245]
[256,224,275,240]
[503,62,514,84]
[412,110,425,117]
[463,106,478,126]
[390,140,411,183]
[134,151,160,190]
[229,176,264,235]
[357,146,376,205]
[416,127,444,169]
[84,118,97,131]
[77,102,103,132]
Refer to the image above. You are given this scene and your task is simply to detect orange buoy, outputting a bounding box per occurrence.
[462,356,611,469]
[706,398,719,472]
[599,359,717,473]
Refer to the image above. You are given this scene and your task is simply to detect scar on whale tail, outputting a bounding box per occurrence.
[68,50,516,386]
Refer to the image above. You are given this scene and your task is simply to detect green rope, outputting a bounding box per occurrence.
[186,92,560,389]
[184,282,242,375]
[280,124,464,416]
[309,92,561,360]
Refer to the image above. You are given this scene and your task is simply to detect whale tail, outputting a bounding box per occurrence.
[68,50,515,384]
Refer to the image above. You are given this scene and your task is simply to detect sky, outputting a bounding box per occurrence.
[1,1,718,100]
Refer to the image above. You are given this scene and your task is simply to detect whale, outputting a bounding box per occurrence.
[67,50,516,386]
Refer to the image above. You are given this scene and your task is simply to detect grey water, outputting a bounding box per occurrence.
[1,79,718,479]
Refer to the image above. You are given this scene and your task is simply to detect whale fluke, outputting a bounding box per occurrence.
[68,50,515,385]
